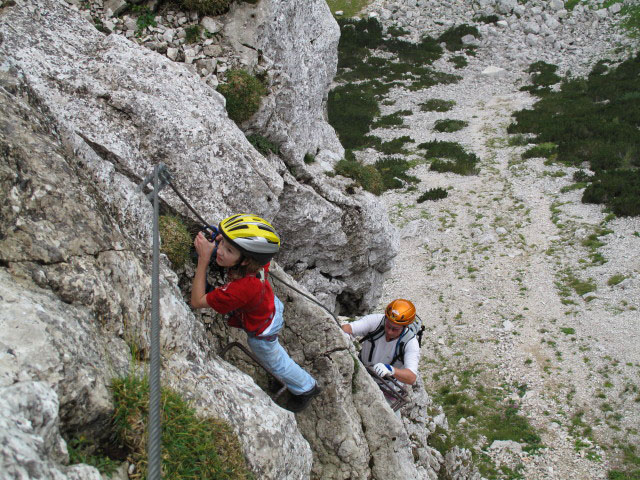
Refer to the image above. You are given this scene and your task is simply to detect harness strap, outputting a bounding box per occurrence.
[359,318,386,363]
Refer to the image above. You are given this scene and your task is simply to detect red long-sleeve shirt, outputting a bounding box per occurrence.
[205,263,275,335]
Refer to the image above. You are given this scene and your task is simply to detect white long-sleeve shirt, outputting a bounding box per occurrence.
[350,313,420,376]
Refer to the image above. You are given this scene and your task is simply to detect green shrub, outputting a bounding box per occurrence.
[430,157,479,175]
[375,156,419,190]
[377,135,415,155]
[386,35,443,64]
[450,55,468,69]
[582,170,640,216]
[573,169,593,182]
[508,134,530,146]
[67,435,120,476]
[386,25,409,37]
[218,69,267,123]
[328,83,380,149]
[372,110,412,128]
[522,142,558,160]
[619,3,640,38]
[178,0,231,16]
[565,0,581,11]
[159,215,192,268]
[247,134,280,156]
[335,157,383,195]
[111,374,253,480]
[434,119,468,133]
[133,6,156,35]
[418,187,448,202]
[185,24,201,43]
[437,24,480,52]
[419,140,479,175]
[608,274,627,286]
[508,54,640,215]
[523,61,562,93]
[474,14,499,24]
[420,99,455,112]
[304,153,315,164]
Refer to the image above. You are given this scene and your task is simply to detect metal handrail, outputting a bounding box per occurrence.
[365,366,410,412]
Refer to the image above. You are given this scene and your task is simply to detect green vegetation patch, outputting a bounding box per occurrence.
[217,69,267,124]
[619,3,640,38]
[185,24,202,43]
[335,156,383,195]
[334,153,419,194]
[420,99,456,112]
[326,0,371,18]
[608,274,627,286]
[247,134,280,157]
[132,5,157,35]
[436,24,480,52]
[508,55,640,216]
[520,61,562,94]
[67,435,121,476]
[417,187,449,203]
[159,215,192,269]
[375,156,419,190]
[328,83,380,149]
[329,17,466,148]
[178,0,231,16]
[111,374,253,480]
[434,119,468,133]
[418,140,479,175]
[431,377,543,477]
[372,110,412,128]
[522,142,558,160]
[365,135,416,154]
[450,55,468,69]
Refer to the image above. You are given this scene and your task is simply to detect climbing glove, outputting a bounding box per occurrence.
[373,363,394,378]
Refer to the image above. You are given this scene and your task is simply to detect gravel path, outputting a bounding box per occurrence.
[354,4,640,478]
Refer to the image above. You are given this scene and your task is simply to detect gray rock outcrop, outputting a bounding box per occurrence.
[0,0,438,479]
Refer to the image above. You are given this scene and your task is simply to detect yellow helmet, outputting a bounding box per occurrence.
[385,299,416,326]
[219,214,280,265]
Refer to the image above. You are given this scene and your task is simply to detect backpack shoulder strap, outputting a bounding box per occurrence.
[391,322,422,365]
[359,317,385,363]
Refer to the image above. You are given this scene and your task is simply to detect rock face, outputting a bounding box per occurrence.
[0,73,312,478]
[0,0,436,479]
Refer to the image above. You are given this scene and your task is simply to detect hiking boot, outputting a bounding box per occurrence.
[286,384,322,413]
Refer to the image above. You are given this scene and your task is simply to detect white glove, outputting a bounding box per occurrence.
[373,363,394,378]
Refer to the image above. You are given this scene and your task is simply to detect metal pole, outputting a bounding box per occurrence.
[147,164,162,480]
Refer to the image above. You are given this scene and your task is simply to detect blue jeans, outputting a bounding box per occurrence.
[246,296,316,395]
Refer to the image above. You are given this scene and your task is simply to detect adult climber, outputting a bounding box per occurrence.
[341,299,420,387]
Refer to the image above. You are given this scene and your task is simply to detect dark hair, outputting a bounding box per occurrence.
[227,255,266,280]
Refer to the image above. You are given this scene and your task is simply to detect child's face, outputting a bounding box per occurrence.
[216,237,243,268]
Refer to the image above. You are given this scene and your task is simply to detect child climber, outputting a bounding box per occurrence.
[191,213,321,412]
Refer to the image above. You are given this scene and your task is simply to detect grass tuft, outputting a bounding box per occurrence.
[247,134,280,157]
[111,374,253,480]
[417,187,448,203]
[420,99,456,112]
[159,215,192,269]
[418,140,479,175]
[217,70,267,124]
[434,119,468,133]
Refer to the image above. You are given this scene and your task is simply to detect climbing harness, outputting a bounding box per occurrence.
[365,366,409,412]
[360,314,425,366]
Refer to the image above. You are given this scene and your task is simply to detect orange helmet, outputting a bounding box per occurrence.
[385,299,416,326]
